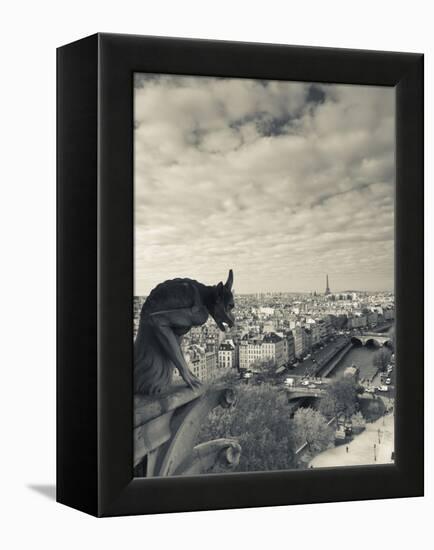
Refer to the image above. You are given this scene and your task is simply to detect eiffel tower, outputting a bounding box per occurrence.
[325,274,331,295]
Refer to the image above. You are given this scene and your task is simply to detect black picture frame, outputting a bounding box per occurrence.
[57,33,424,517]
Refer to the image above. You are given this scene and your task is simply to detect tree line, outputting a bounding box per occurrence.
[197,374,369,472]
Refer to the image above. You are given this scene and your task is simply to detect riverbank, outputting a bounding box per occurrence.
[308,413,394,468]
[318,342,352,377]
[289,335,350,377]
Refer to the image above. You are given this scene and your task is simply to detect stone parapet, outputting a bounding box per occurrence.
[134,382,240,477]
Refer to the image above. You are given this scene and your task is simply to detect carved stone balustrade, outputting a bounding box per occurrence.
[134,382,241,477]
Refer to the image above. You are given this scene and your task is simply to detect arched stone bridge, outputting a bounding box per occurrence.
[286,386,326,402]
[351,332,393,347]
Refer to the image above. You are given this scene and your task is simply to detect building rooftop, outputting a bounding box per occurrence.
[262,332,283,344]
[219,342,235,351]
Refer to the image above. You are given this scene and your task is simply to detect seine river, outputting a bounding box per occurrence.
[331,344,378,381]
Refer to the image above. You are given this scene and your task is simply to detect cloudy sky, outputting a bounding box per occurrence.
[134,74,395,295]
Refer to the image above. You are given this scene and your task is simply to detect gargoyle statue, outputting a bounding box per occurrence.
[134,269,235,395]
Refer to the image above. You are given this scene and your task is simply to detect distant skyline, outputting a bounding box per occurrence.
[134,288,394,298]
[134,74,395,295]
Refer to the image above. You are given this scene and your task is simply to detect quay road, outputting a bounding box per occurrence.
[287,322,393,381]
[241,323,395,398]
[288,335,350,378]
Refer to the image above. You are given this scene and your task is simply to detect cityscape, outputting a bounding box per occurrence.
[133,74,395,473]
[133,275,395,471]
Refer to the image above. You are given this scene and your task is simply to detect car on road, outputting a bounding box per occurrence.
[385,378,392,384]
[301,379,310,386]
[376,385,389,392]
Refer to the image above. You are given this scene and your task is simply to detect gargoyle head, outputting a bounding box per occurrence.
[210,269,235,332]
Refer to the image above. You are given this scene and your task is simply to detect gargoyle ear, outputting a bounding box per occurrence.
[225,269,233,291]
[216,281,224,298]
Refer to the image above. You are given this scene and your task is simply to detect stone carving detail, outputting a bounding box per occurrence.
[134,384,240,477]
[133,270,240,477]
[134,270,235,395]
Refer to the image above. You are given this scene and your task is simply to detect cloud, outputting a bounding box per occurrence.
[134,74,395,294]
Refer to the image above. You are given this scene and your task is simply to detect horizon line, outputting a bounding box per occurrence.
[134,289,395,297]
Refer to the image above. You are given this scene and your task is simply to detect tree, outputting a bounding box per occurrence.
[292,407,334,453]
[373,347,392,372]
[197,383,295,472]
[359,398,386,422]
[319,375,358,421]
[351,411,366,431]
[251,358,276,373]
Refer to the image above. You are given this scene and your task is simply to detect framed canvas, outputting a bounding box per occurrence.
[57,33,424,517]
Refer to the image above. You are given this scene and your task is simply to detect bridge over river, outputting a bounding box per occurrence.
[351,332,392,346]
[285,336,392,402]
[286,386,327,401]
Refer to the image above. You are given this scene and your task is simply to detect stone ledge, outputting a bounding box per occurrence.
[134,382,207,428]
[134,383,240,476]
